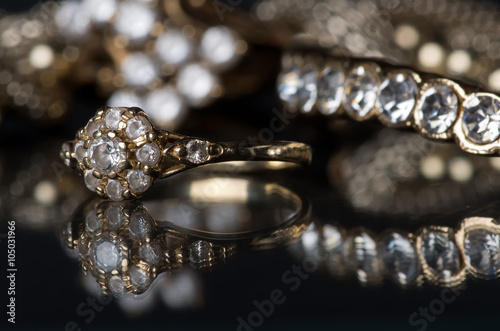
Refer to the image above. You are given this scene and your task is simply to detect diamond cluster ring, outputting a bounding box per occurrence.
[278,51,500,156]
[60,107,312,201]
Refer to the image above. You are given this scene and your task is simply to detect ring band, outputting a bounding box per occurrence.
[278,51,500,156]
[60,106,312,201]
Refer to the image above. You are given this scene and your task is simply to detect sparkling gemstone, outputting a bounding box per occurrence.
[55,1,91,39]
[127,170,152,193]
[107,88,145,108]
[84,170,101,191]
[61,142,71,166]
[420,230,461,281]
[345,231,381,284]
[464,228,500,278]
[126,116,151,140]
[417,85,459,134]
[129,266,150,291]
[108,275,125,295]
[129,211,153,240]
[85,210,101,235]
[462,95,500,144]
[89,137,126,175]
[104,108,124,130]
[105,203,125,231]
[136,143,161,165]
[144,86,187,129]
[343,64,380,118]
[379,232,419,285]
[377,72,418,124]
[155,29,192,65]
[85,119,101,138]
[186,140,209,164]
[93,240,121,272]
[74,140,86,163]
[114,1,155,41]
[277,64,300,110]
[139,241,162,265]
[121,53,158,86]
[297,64,318,113]
[177,63,216,106]
[189,240,212,264]
[82,0,117,23]
[106,179,125,201]
[200,26,238,67]
[317,65,345,115]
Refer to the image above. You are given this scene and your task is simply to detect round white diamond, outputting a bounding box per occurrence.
[277,64,300,110]
[462,94,500,144]
[85,210,101,235]
[55,1,91,39]
[177,63,216,106]
[379,232,419,285]
[144,86,187,129]
[105,203,125,231]
[82,0,117,23]
[343,64,380,118]
[126,116,151,140]
[377,72,418,124]
[139,241,162,265]
[136,143,160,165]
[297,64,317,113]
[129,211,153,239]
[189,240,212,264]
[420,230,461,281]
[121,52,158,86]
[417,85,459,134]
[94,240,121,272]
[89,137,126,174]
[114,1,155,41]
[200,26,238,67]
[465,228,500,278]
[129,266,150,291]
[106,179,125,201]
[85,119,101,138]
[156,29,192,65]
[127,170,152,193]
[317,65,345,115]
[104,108,124,130]
[108,275,125,295]
[186,140,209,164]
[84,170,100,191]
[345,231,381,284]
[108,88,145,108]
[74,140,86,163]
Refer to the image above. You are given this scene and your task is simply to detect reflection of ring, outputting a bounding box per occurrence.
[278,51,500,156]
[60,106,312,201]
[61,176,311,296]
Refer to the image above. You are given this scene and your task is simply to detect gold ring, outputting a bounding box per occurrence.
[60,106,312,201]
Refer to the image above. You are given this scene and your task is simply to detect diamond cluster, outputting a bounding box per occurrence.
[76,201,162,296]
[64,107,162,201]
[278,54,500,155]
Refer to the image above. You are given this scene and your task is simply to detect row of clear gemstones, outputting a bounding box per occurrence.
[278,54,500,155]
[310,217,500,287]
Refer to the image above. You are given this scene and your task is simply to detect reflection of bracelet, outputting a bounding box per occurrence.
[278,51,500,156]
[61,176,310,296]
[296,214,500,288]
[328,128,500,216]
